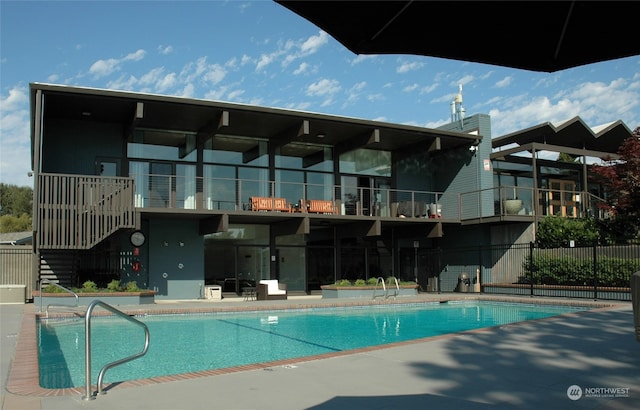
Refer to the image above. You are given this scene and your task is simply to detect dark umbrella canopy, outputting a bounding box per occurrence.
[276,1,640,72]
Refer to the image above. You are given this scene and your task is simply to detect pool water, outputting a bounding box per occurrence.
[37,301,587,388]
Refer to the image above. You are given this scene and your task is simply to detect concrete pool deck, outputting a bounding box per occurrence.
[1,294,638,410]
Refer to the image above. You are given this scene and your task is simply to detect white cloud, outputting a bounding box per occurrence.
[300,31,329,54]
[89,49,146,79]
[157,45,173,55]
[227,89,245,101]
[282,31,329,68]
[351,55,377,65]
[0,85,32,187]
[156,73,178,92]
[495,76,513,88]
[307,78,341,107]
[307,78,341,97]
[343,81,367,107]
[396,61,424,74]
[125,49,146,62]
[89,58,120,78]
[403,84,419,93]
[256,53,275,72]
[240,54,252,66]
[293,62,309,75]
[420,84,438,94]
[202,64,227,84]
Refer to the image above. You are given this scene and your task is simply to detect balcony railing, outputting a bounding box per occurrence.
[36,173,604,244]
[459,186,612,221]
[130,174,453,218]
[36,173,135,249]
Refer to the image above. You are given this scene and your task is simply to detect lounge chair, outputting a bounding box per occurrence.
[256,280,288,300]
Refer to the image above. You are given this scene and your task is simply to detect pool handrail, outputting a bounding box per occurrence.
[38,279,79,316]
[373,276,400,300]
[83,300,150,401]
[372,277,386,300]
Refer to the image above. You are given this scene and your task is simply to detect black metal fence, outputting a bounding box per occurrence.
[425,242,639,301]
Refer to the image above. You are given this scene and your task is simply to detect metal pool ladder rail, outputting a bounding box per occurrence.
[83,300,150,401]
[38,279,79,317]
[372,276,400,300]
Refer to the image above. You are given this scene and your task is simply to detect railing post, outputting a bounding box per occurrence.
[593,240,598,300]
[83,302,96,401]
[529,241,534,296]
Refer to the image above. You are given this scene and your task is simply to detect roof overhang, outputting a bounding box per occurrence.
[275,1,640,73]
[491,117,632,160]
[30,83,480,166]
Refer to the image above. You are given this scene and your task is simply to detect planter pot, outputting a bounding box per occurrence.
[503,199,523,215]
[320,286,418,299]
[33,290,156,306]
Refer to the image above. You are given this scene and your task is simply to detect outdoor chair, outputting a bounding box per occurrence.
[256,280,288,300]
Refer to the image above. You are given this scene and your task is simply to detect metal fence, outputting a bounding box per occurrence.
[461,242,639,301]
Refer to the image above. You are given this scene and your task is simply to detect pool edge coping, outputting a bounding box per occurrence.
[7,294,627,397]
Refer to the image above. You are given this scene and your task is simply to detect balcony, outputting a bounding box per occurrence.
[459,186,611,222]
[129,174,452,219]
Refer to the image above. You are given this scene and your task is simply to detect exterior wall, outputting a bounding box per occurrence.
[148,218,204,300]
[42,119,123,175]
[438,114,494,219]
[490,223,535,245]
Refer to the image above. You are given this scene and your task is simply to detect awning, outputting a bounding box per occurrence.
[276,1,640,72]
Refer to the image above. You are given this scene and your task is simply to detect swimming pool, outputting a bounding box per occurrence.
[37,301,588,389]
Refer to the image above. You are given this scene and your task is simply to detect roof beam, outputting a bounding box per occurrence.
[199,214,229,235]
[270,120,310,150]
[490,142,620,160]
[336,220,381,239]
[272,217,310,237]
[198,110,229,135]
[334,129,380,156]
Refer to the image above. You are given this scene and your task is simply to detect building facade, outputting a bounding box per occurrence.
[28,83,633,300]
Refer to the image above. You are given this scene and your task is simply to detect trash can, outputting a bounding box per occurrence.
[204,285,222,300]
[457,273,470,293]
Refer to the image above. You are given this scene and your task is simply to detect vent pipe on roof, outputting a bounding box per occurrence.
[451,84,465,129]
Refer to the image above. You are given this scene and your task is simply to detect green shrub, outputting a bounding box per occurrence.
[107,280,122,292]
[124,281,140,292]
[335,279,352,286]
[80,280,98,293]
[522,254,639,287]
[366,277,378,285]
[354,279,366,286]
[42,284,65,293]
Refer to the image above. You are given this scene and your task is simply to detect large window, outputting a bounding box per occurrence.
[204,135,268,167]
[339,149,391,177]
[203,165,236,211]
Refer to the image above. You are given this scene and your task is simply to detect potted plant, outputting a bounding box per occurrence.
[503,186,523,214]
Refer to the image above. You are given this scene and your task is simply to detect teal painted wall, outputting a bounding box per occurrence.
[41,119,123,175]
[148,218,205,300]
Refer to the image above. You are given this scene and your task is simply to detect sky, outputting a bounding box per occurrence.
[1,0,639,188]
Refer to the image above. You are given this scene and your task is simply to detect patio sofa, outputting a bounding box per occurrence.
[256,280,288,300]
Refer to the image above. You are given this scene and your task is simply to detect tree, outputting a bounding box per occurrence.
[590,126,640,242]
[0,214,31,233]
[0,183,33,217]
[0,183,33,232]
[536,216,599,248]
